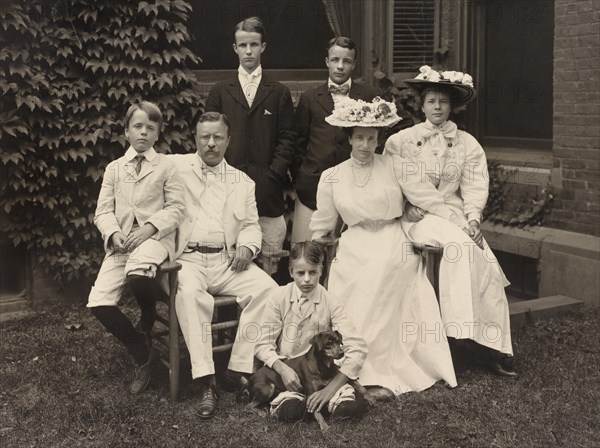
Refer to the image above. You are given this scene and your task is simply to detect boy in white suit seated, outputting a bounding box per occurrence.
[87,101,185,394]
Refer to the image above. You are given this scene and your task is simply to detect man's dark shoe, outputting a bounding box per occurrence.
[222,369,250,393]
[130,347,159,394]
[197,384,219,418]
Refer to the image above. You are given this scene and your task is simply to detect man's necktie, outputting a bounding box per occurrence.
[134,154,144,175]
[201,164,220,179]
[328,84,350,95]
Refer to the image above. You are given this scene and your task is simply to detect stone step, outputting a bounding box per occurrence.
[509,295,584,327]
[0,296,31,322]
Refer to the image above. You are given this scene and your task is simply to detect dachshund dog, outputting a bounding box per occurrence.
[246,330,370,431]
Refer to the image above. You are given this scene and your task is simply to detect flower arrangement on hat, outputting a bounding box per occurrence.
[414,65,474,87]
[404,65,476,108]
[325,96,401,128]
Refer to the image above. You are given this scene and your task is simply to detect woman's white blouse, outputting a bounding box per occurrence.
[384,120,489,224]
[310,155,405,239]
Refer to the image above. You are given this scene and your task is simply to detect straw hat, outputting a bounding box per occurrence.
[325,96,401,128]
[404,65,476,107]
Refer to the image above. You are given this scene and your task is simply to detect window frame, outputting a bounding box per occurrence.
[387,0,441,82]
[468,0,554,150]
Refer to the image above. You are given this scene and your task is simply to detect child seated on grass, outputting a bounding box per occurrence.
[254,241,369,422]
[87,101,185,395]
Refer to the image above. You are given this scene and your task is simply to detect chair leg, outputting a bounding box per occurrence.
[432,251,441,299]
[168,271,180,402]
[422,247,443,300]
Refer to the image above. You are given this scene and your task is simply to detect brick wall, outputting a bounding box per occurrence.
[550,0,600,236]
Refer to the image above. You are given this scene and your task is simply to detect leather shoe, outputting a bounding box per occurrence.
[130,347,159,394]
[222,369,250,393]
[197,384,219,418]
[364,385,395,402]
[489,355,518,378]
[277,397,306,423]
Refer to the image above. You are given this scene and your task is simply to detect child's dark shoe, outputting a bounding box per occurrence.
[276,397,306,423]
[331,395,368,421]
[222,369,250,393]
[130,347,159,394]
[364,385,395,402]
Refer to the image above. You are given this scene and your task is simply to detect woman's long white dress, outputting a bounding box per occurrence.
[385,120,513,356]
[310,154,457,394]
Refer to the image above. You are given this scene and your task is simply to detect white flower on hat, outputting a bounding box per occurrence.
[405,66,476,107]
[413,66,474,88]
[462,73,474,87]
[442,70,464,83]
[325,96,400,127]
[416,65,441,82]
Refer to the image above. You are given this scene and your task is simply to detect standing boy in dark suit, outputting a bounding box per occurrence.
[291,37,380,243]
[205,17,295,275]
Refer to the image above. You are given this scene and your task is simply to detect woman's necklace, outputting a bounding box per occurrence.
[351,157,374,188]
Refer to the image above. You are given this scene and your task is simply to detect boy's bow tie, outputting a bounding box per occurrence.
[328,84,350,95]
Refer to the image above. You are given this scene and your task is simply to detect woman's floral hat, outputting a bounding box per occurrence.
[404,65,476,107]
[325,96,401,128]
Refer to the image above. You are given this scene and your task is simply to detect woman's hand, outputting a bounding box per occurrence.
[273,361,302,392]
[405,203,426,223]
[467,220,484,249]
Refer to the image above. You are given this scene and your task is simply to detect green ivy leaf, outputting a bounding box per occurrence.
[8,61,29,77]
[0,117,28,137]
[165,31,184,45]
[1,152,25,164]
[56,46,73,58]
[80,9,98,24]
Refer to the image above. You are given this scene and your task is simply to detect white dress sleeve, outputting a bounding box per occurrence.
[309,168,341,240]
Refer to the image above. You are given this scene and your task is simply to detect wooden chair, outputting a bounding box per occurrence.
[415,243,444,298]
[151,261,182,400]
[317,218,444,295]
[316,216,346,288]
[257,247,290,276]
[152,261,239,402]
[152,247,289,402]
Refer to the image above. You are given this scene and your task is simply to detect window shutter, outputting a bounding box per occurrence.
[392,0,436,73]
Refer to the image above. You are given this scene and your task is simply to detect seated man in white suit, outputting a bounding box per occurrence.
[170,112,277,418]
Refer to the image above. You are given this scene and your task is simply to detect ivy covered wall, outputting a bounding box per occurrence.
[0,0,203,284]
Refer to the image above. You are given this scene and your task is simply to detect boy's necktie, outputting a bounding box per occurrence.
[134,154,144,175]
[294,294,309,319]
[244,72,259,106]
[328,84,350,95]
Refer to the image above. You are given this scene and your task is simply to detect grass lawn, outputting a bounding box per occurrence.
[1,301,599,448]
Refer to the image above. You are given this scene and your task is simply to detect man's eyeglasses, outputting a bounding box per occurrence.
[198,134,227,144]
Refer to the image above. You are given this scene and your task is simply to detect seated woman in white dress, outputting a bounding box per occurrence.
[384,66,517,377]
[309,97,458,395]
